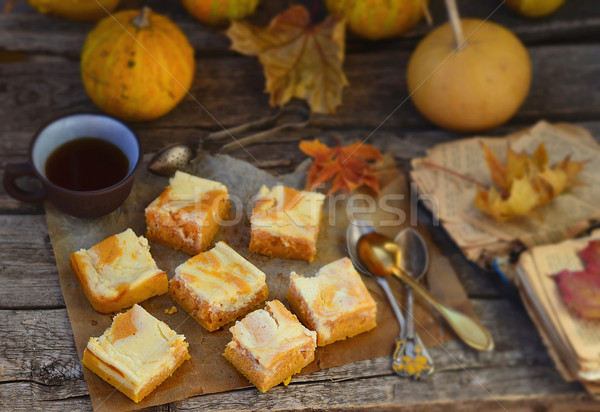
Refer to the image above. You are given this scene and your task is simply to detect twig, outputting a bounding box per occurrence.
[422,160,487,189]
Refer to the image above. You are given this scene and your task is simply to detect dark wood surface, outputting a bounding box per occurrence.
[1,0,600,410]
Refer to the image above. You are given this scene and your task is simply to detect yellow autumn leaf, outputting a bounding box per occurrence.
[226,5,348,114]
[474,179,540,221]
[474,142,586,220]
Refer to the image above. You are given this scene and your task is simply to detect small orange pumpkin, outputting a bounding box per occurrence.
[181,0,260,26]
[81,7,195,122]
[325,0,428,40]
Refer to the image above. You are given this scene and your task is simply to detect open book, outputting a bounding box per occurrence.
[517,232,600,397]
[411,121,600,276]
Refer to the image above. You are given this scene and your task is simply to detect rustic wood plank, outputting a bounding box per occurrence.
[0,215,64,308]
[0,299,593,410]
[0,0,599,57]
[0,44,599,134]
[174,366,589,411]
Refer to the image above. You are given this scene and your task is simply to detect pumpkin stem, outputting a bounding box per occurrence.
[444,0,466,51]
[132,6,151,29]
[421,0,433,26]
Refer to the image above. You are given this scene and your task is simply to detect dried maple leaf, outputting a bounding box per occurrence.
[300,138,382,195]
[226,5,348,114]
[553,240,600,319]
[474,142,586,220]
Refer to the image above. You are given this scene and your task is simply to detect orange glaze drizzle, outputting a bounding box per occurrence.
[157,187,226,218]
[109,310,138,343]
[91,235,124,269]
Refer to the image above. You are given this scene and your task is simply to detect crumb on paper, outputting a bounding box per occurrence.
[165,306,178,315]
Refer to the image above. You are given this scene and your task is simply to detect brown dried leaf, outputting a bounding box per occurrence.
[226,5,348,114]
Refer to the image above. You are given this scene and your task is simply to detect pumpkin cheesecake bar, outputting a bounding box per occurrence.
[145,171,230,255]
[82,304,190,403]
[169,241,268,332]
[223,300,317,393]
[70,228,168,314]
[249,185,325,262]
[287,257,377,346]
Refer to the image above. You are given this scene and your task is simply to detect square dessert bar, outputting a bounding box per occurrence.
[224,300,317,393]
[82,304,190,403]
[169,241,268,332]
[145,171,230,255]
[249,185,325,262]
[287,257,377,346]
[70,228,168,314]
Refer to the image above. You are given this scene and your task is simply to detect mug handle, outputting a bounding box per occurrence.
[3,162,47,202]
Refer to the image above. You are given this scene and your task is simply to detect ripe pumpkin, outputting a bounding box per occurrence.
[407,19,531,132]
[181,0,260,26]
[26,0,120,21]
[324,0,428,40]
[506,0,565,18]
[81,7,195,122]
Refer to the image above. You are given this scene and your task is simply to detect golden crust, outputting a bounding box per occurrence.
[82,341,190,403]
[69,253,168,314]
[249,227,316,262]
[169,277,268,332]
[145,189,230,255]
[287,277,377,347]
[223,338,315,393]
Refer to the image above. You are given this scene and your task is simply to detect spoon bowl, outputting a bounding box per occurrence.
[395,229,428,281]
[148,143,195,177]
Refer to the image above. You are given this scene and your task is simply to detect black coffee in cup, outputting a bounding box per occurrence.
[45,137,129,191]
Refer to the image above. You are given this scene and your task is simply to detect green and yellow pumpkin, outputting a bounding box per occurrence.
[325,0,428,40]
[80,7,195,122]
[181,0,260,26]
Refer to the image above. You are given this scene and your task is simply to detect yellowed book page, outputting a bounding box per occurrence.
[530,235,600,374]
[411,136,503,224]
[517,252,578,381]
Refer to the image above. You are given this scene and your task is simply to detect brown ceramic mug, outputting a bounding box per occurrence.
[3,113,142,218]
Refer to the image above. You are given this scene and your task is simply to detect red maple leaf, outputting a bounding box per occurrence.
[553,240,600,319]
[299,138,382,195]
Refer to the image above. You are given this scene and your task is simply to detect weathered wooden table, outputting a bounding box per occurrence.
[2,0,600,410]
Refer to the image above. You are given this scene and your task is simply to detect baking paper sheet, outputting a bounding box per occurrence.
[46,153,476,411]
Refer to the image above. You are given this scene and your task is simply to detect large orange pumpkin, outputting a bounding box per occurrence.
[81,8,195,122]
[407,19,531,132]
[325,0,428,40]
[26,0,120,21]
[181,0,260,25]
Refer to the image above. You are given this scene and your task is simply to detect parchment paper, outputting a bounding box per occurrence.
[46,152,476,411]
